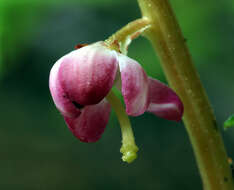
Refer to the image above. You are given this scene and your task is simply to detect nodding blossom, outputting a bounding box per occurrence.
[49,41,183,143]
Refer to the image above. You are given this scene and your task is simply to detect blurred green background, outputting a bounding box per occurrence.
[1,0,234,189]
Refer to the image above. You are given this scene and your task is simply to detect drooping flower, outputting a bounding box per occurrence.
[49,41,183,143]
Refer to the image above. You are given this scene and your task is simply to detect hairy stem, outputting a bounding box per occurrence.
[137,0,234,189]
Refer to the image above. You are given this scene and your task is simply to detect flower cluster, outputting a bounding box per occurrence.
[49,41,183,143]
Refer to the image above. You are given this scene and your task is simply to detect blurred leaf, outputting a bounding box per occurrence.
[224,115,234,130]
[0,3,4,77]
[171,1,234,66]
[0,0,131,6]
[0,1,49,77]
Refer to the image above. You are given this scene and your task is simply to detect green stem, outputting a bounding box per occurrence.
[105,18,150,54]
[137,0,234,189]
[106,90,139,163]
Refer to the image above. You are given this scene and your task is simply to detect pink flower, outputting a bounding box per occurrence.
[49,42,183,143]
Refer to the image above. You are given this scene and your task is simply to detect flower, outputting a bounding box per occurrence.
[49,41,183,143]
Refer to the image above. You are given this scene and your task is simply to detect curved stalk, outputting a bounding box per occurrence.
[106,18,151,54]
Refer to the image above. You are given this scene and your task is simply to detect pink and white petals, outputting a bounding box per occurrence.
[147,77,184,122]
[118,54,149,116]
[49,59,81,118]
[64,99,111,143]
[59,42,119,106]
[49,40,184,147]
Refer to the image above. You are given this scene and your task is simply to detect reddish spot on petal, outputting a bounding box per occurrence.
[75,43,88,49]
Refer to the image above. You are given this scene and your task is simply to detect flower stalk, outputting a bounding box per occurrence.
[136,0,234,189]
[106,18,151,54]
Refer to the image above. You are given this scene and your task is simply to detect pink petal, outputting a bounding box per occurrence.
[118,54,149,116]
[64,99,111,143]
[49,59,81,118]
[59,42,118,106]
[147,77,184,122]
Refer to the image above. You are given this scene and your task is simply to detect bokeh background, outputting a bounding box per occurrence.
[1,0,234,189]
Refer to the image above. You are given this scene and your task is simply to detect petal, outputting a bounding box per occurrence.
[147,77,184,122]
[49,59,81,118]
[59,42,118,105]
[64,99,111,143]
[118,54,149,116]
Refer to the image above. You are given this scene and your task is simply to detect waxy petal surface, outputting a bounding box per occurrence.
[59,42,118,106]
[49,59,81,118]
[64,99,111,143]
[147,77,184,121]
[118,54,149,116]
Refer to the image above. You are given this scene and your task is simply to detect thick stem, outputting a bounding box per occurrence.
[137,0,234,189]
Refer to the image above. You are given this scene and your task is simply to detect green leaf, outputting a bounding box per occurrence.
[0,1,50,77]
[224,115,234,130]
